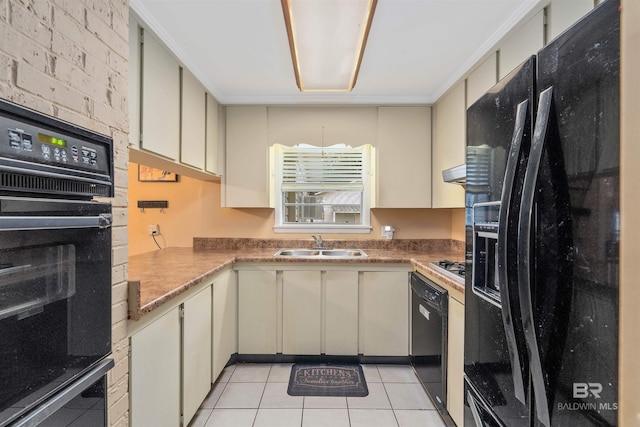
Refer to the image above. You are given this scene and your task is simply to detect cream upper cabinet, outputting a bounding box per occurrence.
[140,29,180,160]
[180,68,206,170]
[376,107,432,208]
[225,106,270,208]
[466,53,498,108]
[206,93,221,175]
[267,107,377,147]
[432,82,466,208]
[360,271,409,356]
[548,0,594,41]
[499,10,544,79]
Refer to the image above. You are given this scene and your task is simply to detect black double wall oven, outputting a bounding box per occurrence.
[0,100,114,426]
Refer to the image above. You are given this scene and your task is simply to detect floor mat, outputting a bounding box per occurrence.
[287,364,369,397]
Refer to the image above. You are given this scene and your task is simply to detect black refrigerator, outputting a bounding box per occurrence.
[463,0,619,426]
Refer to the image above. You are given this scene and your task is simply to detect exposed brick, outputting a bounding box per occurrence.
[111,206,128,227]
[0,0,7,20]
[51,0,84,25]
[51,31,86,70]
[112,319,128,346]
[0,52,11,84]
[85,8,127,58]
[108,393,129,427]
[110,6,127,42]
[112,280,128,305]
[86,0,111,27]
[9,1,53,49]
[112,245,127,266]
[0,18,22,59]
[107,48,127,77]
[112,225,128,247]
[50,5,85,50]
[15,0,52,24]
[112,263,127,284]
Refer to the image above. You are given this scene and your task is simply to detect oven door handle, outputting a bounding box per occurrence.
[0,213,112,231]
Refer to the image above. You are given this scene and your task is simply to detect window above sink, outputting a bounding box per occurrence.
[270,143,374,233]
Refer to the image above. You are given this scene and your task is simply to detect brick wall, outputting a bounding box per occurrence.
[0,1,130,425]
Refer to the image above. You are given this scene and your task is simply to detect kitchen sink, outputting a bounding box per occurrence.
[274,248,367,258]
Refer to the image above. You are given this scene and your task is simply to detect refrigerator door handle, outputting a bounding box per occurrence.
[467,390,484,427]
[517,86,554,427]
[497,99,529,405]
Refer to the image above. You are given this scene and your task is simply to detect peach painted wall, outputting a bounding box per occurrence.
[128,162,465,255]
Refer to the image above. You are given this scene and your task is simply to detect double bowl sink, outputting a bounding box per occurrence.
[274,248,367,258]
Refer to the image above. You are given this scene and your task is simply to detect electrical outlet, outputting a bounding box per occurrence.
[148,224,159,236]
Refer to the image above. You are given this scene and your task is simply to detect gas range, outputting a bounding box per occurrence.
[429,259,465,283]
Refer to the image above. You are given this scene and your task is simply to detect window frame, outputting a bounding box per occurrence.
[270,143,374,234]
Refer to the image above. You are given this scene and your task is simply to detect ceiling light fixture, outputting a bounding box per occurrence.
[281,0,377,92]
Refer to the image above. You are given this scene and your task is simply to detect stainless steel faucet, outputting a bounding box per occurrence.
[312,235,324,249]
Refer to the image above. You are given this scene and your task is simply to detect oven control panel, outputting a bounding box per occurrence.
[2,120,110,176]
[0,99,113,198]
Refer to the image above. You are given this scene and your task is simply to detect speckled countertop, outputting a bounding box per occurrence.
[128,238,466,320]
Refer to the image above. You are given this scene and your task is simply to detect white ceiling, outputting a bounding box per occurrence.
[130,0,543,105]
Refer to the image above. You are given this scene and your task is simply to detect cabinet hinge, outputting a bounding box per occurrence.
[179,305,185,319]
[179,415,184,427]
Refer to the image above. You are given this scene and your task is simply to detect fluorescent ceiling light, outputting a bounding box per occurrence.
[281,0,377,92]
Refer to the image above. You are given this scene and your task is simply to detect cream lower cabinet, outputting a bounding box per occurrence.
[282,271,322,354]
[182,286,212,425]
[212,270,237,381]
[325,270,359,355]
[130,307,180,427]
[360,271,410,356]
[447,296,465,426]
[282,270,359,356]
[238,270,278,354]
[130,284,213,427]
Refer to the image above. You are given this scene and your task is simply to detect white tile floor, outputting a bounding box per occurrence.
[188,363,448,427]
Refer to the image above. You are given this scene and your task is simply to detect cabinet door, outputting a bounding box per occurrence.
[447,297,465,426]
[267,106,378,148]
[325,270,359,355]
[282,271,322,355]
[238,270,277,354]
[548,0,593,41]
[212,271,237,381]
[141,29,180,160]
[130,308,180,427]
[225,106,269,207]
[361,272,409,356]
[432,82,466,208]
[376,107,432,208]
[466,53,497,108]
[183,287,212,425]
[181,68,206,169]
[205,93,220,175]
[499,10,544,79]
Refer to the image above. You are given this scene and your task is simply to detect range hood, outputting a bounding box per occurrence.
[442,164,466,186]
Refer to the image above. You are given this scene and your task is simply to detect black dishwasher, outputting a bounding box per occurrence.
[411,272,455,425]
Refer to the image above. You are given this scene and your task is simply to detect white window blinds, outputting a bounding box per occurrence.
[280,145,367,191]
